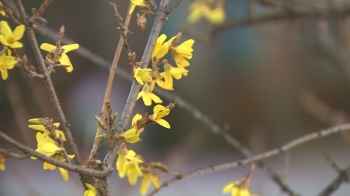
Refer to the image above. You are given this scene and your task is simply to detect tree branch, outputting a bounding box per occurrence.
[14,0,81,165]
[0,131,106,178]
[148,122,350,195]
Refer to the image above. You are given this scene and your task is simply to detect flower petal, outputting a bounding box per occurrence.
[40,43,56,52]
[62,44,79,53]
[155,119,170,129]
[12,25,25,41]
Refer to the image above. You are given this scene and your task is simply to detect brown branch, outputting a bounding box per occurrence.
[14,0,81,165]
[148,123,350,195]
[0,131,107,178]
[103,0,171,168]
[88,2,133,161]
[0,148,29,159]
[28,0,52,25]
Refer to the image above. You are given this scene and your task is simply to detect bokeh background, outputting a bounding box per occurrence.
[1,0,350,195]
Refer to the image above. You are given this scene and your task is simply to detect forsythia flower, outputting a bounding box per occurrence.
[152,34,170,62]
[0,154,5,171]
[28,121,66,141]
[119,161,143,185]
[170,38,194,68]
[137,82,162,106]
[188,0,225,24]
[40,43,79,72]
[0,2,6,16]
[140,171,160,195]
[116,149,143,172]
[130,0,150,14]
[149,104,170,129]
[33,132,62,158]
[118,114,143,143]
[84,183,99,196]
[31,132,74,181]
[134,67,152,85]
[0,20,25,48]
[222,181,257,196]
[159,63,189,88]
[153,71,173,91]
[0,51,17,80]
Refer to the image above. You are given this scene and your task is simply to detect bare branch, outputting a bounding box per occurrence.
[318,164,350,196]
[0,148,29,159]
[0,131,107,178]
[88,1,133,161]
[148,123,350,195]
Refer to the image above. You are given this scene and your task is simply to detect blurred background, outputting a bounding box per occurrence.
[1,0,350,195]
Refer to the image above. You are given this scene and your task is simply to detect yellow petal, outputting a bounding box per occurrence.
[60,53,73,72]
[12,25,25,41]
[150,93,162,104]
[140,174,151,195]
[9,41,22,48]
[58,167,69,181]
[42,143,60,153]
[43,162,56,170]
[0,69,8,80]
[155,119,170,129]
[223,182,234,194]
[40,43,56,52]
[62,44,79,53]
[0,21,11,37]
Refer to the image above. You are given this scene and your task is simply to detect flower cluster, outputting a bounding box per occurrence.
[0,20,24,80]
[28,118,74,181]
[116,145,161,195]
[188,0,225,24]
[135,32,194,106]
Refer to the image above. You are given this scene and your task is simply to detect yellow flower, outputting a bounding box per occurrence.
[0,51,17,80]
[140,171,160,195]
[158,63,189,89]
[152,34,170,62]
[40,43,79,72]
[119,161,143,185]
[84,183,99,196]
[134,67,152,85]
[206,4,225,24]
[28,121,66,141]
[0,154,5,171]
[0,21,25,48]
[118,114,143,143]
[0,3,6,16]
[188,0,225,24]
[116,149,143,172]
[188,1,211,23]
[170,38,194,68]
[33,132,61,158]
[32,132,74,181]
[149,104,170,129]
[223,181,257,196]
[137,82,162,106]
[130,0,150,14]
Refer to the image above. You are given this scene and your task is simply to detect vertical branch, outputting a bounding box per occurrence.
[14,0,81,164]
[88,2,133,160]
[103,0,170,168]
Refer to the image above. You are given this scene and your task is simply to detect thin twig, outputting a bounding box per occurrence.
[213,4,350,37]
[0,131,107,178]
[318,164,350,196]
[0,148,29,159]
[88,2,133,161]
[148,122,350,195]
[166,0,183,14]
[14,0,81,165]
[28,0,52,25]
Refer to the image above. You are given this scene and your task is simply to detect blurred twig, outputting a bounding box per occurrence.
[148,122,350,195]
[318,164,350,196]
